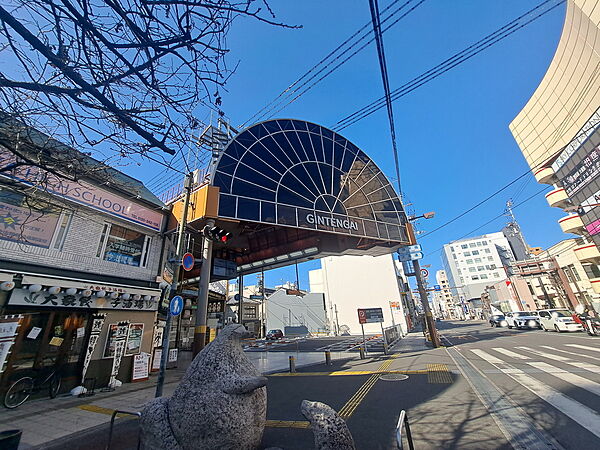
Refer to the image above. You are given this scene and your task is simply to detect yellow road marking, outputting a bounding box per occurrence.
[265,420,310,428]
[270,369,427,377]
[337,354,399,419]
[427,363,453,384]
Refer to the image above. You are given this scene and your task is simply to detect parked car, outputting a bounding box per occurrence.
[489,314,507,327]
[513,312,541,329]
[266,329,284,340]
[505,311,538,329]
[538,309,583,332]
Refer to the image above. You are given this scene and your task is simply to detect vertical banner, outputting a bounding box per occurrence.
[0,315,22,375]
[108,321,129,388]
[80,313,106,383]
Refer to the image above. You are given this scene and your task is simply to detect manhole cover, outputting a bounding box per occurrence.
[379,374,409,381]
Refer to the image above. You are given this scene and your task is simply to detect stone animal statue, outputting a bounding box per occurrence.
[140,324,267,450]
[301,400,356,450]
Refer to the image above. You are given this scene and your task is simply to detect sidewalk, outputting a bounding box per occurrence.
[2,332,510,449]
[0,348,351,448]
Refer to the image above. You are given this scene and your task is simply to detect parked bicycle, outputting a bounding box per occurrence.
[4,366,62,409]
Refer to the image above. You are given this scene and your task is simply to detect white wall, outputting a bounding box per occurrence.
[309,254,407,335]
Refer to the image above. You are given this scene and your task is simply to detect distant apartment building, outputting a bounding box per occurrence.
[442,232,516,303]
[509,0,600,301]
[432,270,455,319]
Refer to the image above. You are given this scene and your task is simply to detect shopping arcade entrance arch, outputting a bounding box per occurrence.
[170,119,414,280]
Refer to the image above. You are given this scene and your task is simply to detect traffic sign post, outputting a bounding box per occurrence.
[182,253,195,272]
[170,295,184,316]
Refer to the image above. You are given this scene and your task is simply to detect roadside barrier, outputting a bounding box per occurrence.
[395,410,415,450]
[289,356,296,373]
[325,350,332,365]
[107,410,141,450]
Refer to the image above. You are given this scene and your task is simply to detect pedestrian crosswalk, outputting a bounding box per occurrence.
[465,343,600,440]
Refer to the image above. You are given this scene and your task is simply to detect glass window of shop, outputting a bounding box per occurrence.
[2,311,88,385]
[96,223,151,267]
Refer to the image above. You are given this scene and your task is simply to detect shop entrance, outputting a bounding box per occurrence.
[1,309,89,392]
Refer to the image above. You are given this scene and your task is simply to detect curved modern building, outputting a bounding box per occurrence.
[510,0,600,301]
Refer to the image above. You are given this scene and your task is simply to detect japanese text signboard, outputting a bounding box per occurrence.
[357,308,384,324]
[8,289,158,311]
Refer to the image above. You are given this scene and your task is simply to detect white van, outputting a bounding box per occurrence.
[537,309,583,332]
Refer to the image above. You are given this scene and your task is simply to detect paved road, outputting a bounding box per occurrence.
[439,320,600,449]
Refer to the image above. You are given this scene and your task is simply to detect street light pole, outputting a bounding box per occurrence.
[156,173,193,397]
[412,259,441,348]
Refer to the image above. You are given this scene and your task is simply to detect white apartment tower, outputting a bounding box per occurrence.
[441,232,516,302]
[433,270,455,318]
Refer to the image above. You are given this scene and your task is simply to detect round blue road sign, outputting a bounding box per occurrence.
[170,295,184,316]
[182,252,194,271]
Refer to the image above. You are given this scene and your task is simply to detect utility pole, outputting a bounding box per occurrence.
[334,304,340,336]
[156,173,193,397]
[192,218,214,356]
[412,259,441,348]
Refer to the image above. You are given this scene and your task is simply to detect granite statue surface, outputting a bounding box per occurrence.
[140,324,268,449]
[301,400,356,450]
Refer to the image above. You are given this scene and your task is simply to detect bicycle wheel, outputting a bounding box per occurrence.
[4,377,34,409]
[49,374,62,399]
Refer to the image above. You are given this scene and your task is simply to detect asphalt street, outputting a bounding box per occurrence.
[15,321,600,449]
[439,320,600,449]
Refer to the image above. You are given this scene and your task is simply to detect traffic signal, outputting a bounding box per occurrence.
[204,225,232,243]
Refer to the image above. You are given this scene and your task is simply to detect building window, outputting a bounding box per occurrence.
[451,247,455,252]
[477,266,485,271]
[469,267,476,273]
[493,272,499,278]
[464,251,471,256]
[488,256,494,261]
[49,211,73,251]
[96,223,151,267]
[474,258,482,263]
[472,275,479,280]
[484,248,491,254]
[527,282,535,295]
[461,244,468,249]
[472,250,479,255]
[568,264,581,281]
[469,243,476,248]
[480,274,488,279]
[476,242,482,247]
[583,264,600,279]
[466,259,473,264]
[481,240,487,245]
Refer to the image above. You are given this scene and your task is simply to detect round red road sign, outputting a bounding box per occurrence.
[420,268,429,278]
[182,252,195,271]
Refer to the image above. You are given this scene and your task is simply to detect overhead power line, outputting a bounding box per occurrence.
[333,0,565,131]
[241,0,427,128]
[424,186,547,257]
[367,0,403,197]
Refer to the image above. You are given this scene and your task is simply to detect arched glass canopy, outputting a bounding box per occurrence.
[211,119,407,243]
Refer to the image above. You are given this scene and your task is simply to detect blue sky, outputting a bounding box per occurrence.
[129,0,569,289]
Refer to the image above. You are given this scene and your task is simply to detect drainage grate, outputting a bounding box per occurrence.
[379,374,409,381]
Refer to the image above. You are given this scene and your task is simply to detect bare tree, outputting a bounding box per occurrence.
[0,0,297,163]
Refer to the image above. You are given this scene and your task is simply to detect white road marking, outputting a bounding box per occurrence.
[469,350,600,438]
[470,348,504,364]
[566,344,600,354]
[527,362,600,396]
[517,347,600,372]
[492,348,530,360]
[540,345,600,361]
[516,347,570,361]
[510,371,600,438]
